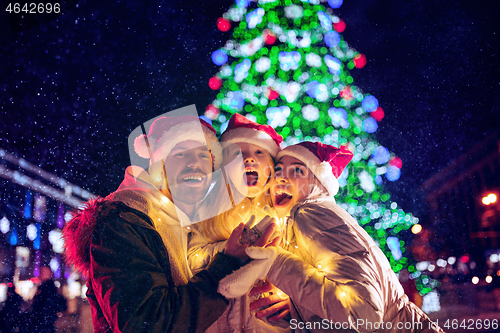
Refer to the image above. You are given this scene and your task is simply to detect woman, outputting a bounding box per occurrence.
[220,141,444,333]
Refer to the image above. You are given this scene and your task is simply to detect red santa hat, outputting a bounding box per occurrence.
[220,113,283,158]
[276,141,353,196]
[134,115,222,180]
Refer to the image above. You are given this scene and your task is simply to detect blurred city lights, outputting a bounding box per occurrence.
[0,217,10,234]
[411,224,422,234]
[436,259,447,267]
[27,223,37,241]
[471,276,479,284]
[422,291,441,313]
[485,276,492,283]
[482,193,497,205]
[447,257,456,265]
[416,261,430,271]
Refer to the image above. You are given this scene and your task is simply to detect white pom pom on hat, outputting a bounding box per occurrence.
[134,134,155,159]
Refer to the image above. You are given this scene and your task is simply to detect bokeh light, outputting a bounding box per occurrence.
[211,49,228,66]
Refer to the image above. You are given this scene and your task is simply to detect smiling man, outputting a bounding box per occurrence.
[62,110,275,333]
[163,140,213,219]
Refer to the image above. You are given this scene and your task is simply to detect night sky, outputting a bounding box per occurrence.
[1,0,499,215]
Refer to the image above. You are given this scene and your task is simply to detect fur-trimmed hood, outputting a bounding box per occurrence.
[62,165,169,278]
[62,165,193,283]
[62,197,110,277]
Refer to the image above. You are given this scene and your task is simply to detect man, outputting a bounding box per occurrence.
[63,112,275,332]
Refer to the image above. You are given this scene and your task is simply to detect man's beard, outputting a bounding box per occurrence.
[169,184,209,205]
[167,169,211,205]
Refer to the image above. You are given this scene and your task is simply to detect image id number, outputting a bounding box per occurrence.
[443,318,498,330]
[6,3,61,14]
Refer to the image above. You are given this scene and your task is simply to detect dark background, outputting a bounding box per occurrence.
[1,0,499,215]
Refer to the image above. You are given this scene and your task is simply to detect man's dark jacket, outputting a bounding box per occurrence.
[63,198,240,333]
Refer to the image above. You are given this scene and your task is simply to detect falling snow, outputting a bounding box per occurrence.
[0,0,498,212]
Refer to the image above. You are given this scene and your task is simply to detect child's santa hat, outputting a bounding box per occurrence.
[276,141,353,196]
[134,115,222,185]
[220,113,283,158]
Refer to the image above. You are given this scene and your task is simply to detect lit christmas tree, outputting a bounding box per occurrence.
[205,0,435,295]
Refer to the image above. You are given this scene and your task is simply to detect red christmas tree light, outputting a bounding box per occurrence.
[209,76,223,90]
[217,17,231,32]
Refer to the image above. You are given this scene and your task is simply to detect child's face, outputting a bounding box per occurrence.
[225,142,272,198]
[271,155,311,217]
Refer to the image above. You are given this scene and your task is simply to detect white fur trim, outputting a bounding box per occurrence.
[220,127,280,158]
[218,246,278,298]
[315,161,339,197]
[277,146,339,196]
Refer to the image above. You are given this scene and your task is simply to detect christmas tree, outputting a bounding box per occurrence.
[204,0,435,295]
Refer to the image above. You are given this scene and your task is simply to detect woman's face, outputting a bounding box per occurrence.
[271,155,311,217]
[225,142,273,198]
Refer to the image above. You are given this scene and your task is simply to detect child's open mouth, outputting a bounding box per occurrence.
[275,189,292,206]
[245,168,259,186]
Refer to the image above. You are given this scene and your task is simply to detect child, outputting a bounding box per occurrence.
[188,113,291,332]
[196,113,282,245]
[220,141,444,333]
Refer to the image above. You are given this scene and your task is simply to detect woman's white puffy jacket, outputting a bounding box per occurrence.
[264,197,443,333]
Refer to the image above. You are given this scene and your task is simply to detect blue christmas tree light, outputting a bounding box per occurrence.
[373,146,391,164]
[363,117,378,133]
[212,49,228,66]
[324,31,341,47]
[362,95,379,112]
[328,0,344,9]
[386,166,402,181]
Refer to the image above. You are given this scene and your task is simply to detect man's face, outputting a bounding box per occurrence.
[164,140,213,205]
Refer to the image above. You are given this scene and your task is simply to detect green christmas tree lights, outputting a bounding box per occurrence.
[206,0,435,294]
